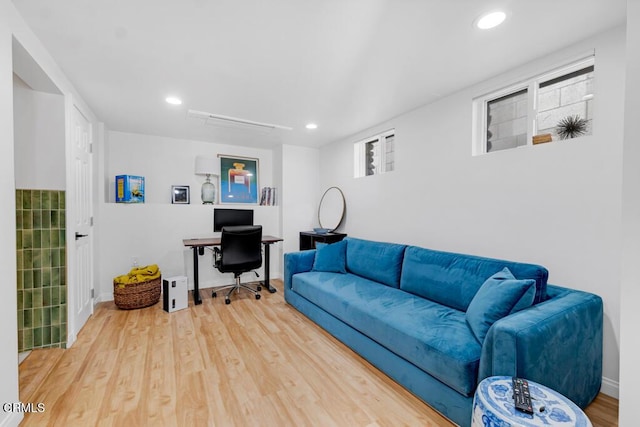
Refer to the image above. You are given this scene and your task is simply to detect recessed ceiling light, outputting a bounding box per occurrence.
[476,11,506,30]
[165,96,182,105]
[305,123,318,130]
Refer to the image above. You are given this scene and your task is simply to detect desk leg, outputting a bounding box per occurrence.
[192,247,202,305]
[263,243,277,293]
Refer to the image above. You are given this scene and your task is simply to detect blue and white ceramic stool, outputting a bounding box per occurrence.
[472,376,592,427]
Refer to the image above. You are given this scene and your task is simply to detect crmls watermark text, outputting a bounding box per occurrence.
[2,402,45,413]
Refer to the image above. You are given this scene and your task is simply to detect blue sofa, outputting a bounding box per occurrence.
[283,237,603,427]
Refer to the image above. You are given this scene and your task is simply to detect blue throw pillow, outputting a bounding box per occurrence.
[311,240,347,273]
[466,267,535,344]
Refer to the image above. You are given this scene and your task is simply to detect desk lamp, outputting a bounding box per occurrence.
[195,156,219,204]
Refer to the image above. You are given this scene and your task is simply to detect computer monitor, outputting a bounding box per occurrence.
[213,208,254,232]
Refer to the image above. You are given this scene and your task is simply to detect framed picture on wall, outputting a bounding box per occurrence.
[219,155,259,204]
[171,185,190,204]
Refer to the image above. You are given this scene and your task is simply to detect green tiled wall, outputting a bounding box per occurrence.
[16,189,67,352]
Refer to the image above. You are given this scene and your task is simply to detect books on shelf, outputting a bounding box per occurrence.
[259,187,277,206]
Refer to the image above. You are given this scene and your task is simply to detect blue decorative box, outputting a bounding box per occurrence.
[116,175,145,203]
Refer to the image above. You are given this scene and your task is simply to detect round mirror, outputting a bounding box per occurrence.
[318,187,346,232]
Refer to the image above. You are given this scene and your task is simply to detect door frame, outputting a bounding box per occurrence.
[65,95,95,347]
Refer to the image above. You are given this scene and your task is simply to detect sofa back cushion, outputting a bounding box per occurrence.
[345,237,407,288]
[400,246,548,311]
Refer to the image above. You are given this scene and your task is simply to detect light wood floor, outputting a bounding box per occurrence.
[19,280,617,426]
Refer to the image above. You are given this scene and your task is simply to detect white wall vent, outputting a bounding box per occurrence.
[187,109,292,131]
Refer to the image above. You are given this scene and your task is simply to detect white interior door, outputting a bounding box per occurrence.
[68,103,93,345]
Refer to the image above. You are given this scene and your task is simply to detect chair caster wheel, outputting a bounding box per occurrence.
[257,286,262,291]
[225,298,231,305]
[255,294,261,300]
[212,291,217,298]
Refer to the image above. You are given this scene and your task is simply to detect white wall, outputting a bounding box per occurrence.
[0,2,22,426]
[319,27,625,397]
[13,74,65,190]
[619,1,640,423]
[280,144,321,256]
[97,131,282,301]
[272,144,284,272]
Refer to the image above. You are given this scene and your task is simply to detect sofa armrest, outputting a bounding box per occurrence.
[479,285,603,408]
[284,250,316,290]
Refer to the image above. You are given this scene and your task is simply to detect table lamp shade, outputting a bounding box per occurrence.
[195,156,219,204]
[194,156,219,176]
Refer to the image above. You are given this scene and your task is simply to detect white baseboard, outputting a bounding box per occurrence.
[94,273,283,306]
[601,376,619,399]
[96,292,114,304]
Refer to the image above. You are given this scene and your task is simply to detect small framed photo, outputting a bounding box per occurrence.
[171,185,190,204]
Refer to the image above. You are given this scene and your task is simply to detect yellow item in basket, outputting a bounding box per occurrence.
[130,264,159,276]
[114,264,161,288]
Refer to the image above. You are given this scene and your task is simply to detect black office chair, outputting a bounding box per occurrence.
[211,225,263,305]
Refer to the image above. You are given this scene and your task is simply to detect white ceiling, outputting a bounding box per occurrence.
[12,0,626,148]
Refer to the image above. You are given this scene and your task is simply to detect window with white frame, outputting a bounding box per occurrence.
[473,56,594,155]
[354,129,395,178]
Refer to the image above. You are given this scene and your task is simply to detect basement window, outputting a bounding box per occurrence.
[472,55,594,155]
[354,129,395,178]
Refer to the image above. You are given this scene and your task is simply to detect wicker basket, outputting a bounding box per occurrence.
[113,276,161,310]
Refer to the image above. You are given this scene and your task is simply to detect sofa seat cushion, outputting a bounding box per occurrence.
[291,271,482,396]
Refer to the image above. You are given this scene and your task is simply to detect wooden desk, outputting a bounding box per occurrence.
[183,235,283,305]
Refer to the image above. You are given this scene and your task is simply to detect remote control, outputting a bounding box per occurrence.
[512,377,533,414]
